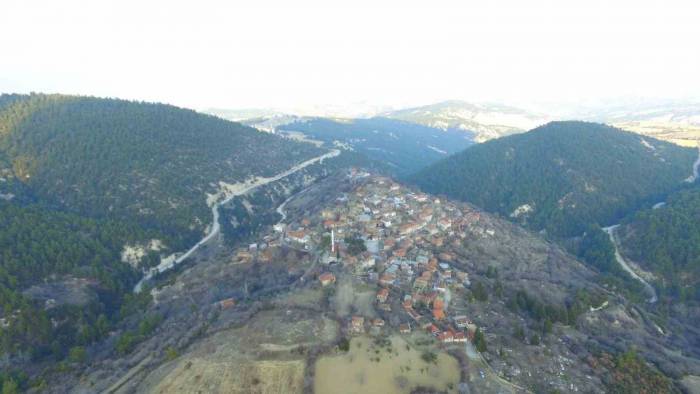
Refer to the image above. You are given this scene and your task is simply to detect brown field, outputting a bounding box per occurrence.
[146,358,305,394]
[333,278,377,318]
[614,121,700,147]
[315,336,460,394]
[137,309,337,394]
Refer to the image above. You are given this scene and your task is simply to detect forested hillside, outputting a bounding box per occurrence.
[278,117,473,176]
[618,187,700,302]
[411,121,697,238]
[0,201,158,360]
[0,93,325,365]
[0,94,323,249]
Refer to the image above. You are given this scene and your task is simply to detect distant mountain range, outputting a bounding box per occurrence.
[573,99,700,125]
[571,99,700,147]
[242,114,304,133]
[203,107,285,122]
[205,102,396,121]
[381,100,551,142]
[276,117,473,176]
[206,100,551,143]
[208,99,700,147]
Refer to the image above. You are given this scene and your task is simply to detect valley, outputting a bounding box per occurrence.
[276,117,473,177]
[600,143,700,305]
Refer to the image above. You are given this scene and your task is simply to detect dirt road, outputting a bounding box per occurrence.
[134,149,340,292]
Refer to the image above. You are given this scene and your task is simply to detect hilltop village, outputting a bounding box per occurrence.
[231,170,495,349]
[65,169,651,394]
[213,170,624,393]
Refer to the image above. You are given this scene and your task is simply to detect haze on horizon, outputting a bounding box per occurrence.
[2,0,699,115]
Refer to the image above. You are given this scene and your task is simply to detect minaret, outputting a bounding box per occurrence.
[331,229,335,253]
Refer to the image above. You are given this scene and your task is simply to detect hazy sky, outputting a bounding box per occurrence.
[2,0,699,113]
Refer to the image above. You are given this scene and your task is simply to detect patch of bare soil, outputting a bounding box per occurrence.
[136,309,337,394]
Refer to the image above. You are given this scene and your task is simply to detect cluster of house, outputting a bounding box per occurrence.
[224,170,495,344]
[304,173,493,344]
[232,239,277,265]
[346,315,387,335]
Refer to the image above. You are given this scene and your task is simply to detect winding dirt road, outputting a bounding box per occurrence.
[686,144,700,183]
[599,143,700,303]
[134,149,340,292]
[603,225,658,303]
